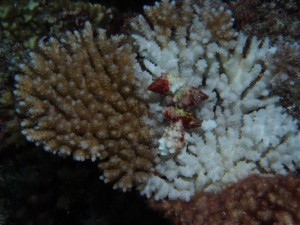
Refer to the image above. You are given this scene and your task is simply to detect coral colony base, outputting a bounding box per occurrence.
[13,0,300,203]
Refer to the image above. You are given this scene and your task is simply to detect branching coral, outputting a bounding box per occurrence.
[130,0,300,200]
[13,22,157,191]
[0,48,25,149]
[0,89,25,149]
[11,0,300,213]
[6,0,300,224]
[149,174,300,225]
[199,2,238,43]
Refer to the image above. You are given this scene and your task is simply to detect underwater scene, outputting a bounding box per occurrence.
[0,0,299,224]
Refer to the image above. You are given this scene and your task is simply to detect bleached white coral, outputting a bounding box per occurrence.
[158,121,186,156]
[132,0,300,201]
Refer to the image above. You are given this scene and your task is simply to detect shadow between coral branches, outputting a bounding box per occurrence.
[0,145,170,225]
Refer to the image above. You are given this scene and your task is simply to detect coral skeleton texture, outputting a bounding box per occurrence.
[131,0,300,200]
[13,22,157,191]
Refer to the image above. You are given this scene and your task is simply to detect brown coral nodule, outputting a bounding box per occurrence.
[13,22,157,191]
[149,174,300,225]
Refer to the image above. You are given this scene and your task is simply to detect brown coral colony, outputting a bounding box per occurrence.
[13,22,156,191]
[149,175,300,225]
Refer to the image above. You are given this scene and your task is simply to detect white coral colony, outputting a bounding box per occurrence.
[132,0,300,201]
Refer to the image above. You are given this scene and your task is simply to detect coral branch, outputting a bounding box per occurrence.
[131,0,300,200]
[13,22,157,191]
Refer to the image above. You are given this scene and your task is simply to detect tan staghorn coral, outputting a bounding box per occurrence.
[131,0,237,49]
[131,0,194,48]
[199,2,238,43]
[149,174,300,225]
[13,22,157,191]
